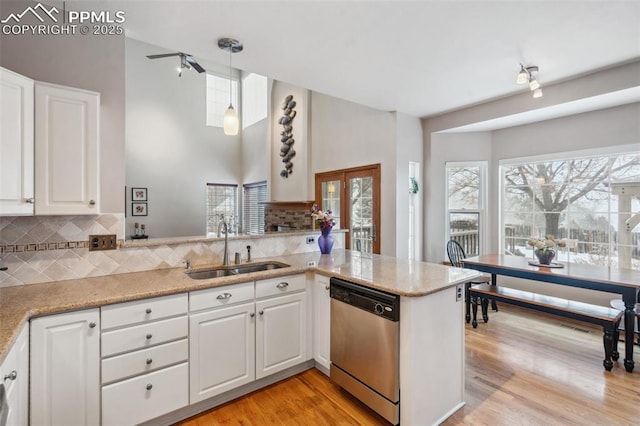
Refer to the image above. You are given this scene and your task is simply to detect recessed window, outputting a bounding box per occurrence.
[500,150,640,269]
[206,183,238,235]
[206,74,238,128]
[242,73,267,128]
[243,181,267,234]
[446,162,487,258]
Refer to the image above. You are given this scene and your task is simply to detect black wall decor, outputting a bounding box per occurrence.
[278,94,296,178]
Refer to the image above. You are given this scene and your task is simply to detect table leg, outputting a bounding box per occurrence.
[623,291,636,372]
[490,274,498,311]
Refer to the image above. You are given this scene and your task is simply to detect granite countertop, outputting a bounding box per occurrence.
[0,249,480,363]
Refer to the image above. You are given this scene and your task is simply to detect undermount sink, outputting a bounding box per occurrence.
[185,261,289,280]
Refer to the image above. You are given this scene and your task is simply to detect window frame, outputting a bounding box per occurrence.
[243,181,267,234]
[445,161,488,258]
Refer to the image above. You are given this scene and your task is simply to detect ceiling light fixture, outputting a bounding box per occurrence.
[218,37,243,136]
[516,64,543,98]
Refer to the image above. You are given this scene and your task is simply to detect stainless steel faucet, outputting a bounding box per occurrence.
[218,220,230,265]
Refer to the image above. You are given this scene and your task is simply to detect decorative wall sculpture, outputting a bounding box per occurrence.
[278,94,296,178]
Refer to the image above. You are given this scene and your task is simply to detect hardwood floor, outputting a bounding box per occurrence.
[176,305,639,425]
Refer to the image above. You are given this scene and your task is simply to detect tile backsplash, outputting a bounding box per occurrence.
[0,214,342,287]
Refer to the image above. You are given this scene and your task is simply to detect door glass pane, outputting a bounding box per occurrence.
[322,180,341,228]
[350,176,373,253]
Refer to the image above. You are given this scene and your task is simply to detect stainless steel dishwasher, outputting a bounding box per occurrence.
[330,277,400,425]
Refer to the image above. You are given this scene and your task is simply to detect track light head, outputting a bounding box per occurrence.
[529,77,540,91]
[533,88,543,98]
[516,65,528,84]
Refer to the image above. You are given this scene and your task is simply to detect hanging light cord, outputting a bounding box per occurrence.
[228,46,233,108]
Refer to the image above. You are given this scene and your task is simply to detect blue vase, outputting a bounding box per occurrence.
[318,228,334,254]
[534,248,555,265]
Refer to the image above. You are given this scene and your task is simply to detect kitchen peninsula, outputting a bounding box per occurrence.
[0,249,479,425]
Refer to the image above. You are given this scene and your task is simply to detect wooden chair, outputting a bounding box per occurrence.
[446,239,494,324]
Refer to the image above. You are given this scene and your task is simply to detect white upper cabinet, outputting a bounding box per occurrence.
[35,82,100,215]
[0,67,34,216]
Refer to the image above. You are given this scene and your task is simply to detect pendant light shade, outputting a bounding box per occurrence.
[223,105,239,135]
[218,37,243,136]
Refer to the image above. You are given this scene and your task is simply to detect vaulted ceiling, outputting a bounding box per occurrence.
[104,1,640,118]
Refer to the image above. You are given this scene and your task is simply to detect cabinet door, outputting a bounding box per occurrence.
[313,275,331,372]
[0,323,29,426]
[30,309,100,426]
[256,292,307,380]
[35,82,99,215]
[0,67,34,216]
[189,302,255,403]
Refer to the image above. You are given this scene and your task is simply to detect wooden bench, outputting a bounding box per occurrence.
[468,283,624,371]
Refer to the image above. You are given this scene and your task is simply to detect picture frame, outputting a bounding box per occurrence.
[132,187,148,201]
[132,202,148,216]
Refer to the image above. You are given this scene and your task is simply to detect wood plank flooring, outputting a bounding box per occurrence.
[176,305,639,425]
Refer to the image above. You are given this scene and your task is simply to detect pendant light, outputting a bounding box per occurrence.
[218,37,243,135]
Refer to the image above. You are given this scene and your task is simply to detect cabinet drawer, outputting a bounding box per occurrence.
[256,274,306,299]
[102,362,188,426]
[102,315,188,357]
[101,293,188,330]
[190,281,254,312]
[102,338,188,384]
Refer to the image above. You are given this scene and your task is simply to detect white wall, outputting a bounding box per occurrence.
[270,81,311,201]
[395,112,424,259]
[0,0,125,213]
[125,38,242,238]
[311,92,397,255]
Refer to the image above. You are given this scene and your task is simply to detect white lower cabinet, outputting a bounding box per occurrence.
[312,274,331,372]
[189,301,256,403]
[102,363,189,426]
[256,282,308,380]
[0,323,29,426]
[30,309,100,426]
[101,293,189,425]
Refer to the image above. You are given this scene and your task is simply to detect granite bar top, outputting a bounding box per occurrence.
[0,250,480,363]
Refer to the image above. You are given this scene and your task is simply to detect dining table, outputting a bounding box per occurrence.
[462,254,640,372]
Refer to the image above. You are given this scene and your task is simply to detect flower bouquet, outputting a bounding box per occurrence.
[311,204,336,254]
[527,235,566,265]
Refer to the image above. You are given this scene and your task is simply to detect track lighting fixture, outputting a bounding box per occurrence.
[218,37,243,136]
[516,64,543,98]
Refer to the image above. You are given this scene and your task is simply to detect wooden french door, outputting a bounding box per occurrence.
[315,164,381,254]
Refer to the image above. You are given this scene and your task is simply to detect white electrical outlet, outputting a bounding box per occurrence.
[306,236,315,244]
[455,284,463,301]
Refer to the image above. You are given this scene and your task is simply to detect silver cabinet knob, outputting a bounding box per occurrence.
[25,198,34,204]
[146,383,153,390]
[145,308,152,314]
[89,200,96,206]
[89,322,97,328]
[146,333,153,340]
[325,285,330,291]
[3,371,17,381]
[259,310,264,315]
[250,312,255,318]
[146,358,153,365]
[216,293,232,300]
[276,282,289,289]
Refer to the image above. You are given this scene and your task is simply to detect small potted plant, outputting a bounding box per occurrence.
[527,235,566,265]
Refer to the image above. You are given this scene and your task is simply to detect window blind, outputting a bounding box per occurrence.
[206,183,238,234]
[243,181,267,234]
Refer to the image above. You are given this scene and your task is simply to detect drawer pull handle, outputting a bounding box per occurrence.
[89,322,97,328]
[26,198,34,204]
[325,285,330,291]
[146,358,153,365]
[145,308,152,314]
[259,310,264,315]
[276,282,289,289]
[216,293,232,300]
[89,200,96,206]
[3,371,17,381]
[146,383,153,390]
[250,312,255,318]
[146,333,153,340]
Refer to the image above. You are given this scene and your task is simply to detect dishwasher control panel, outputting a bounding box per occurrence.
[330,277,399,321]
